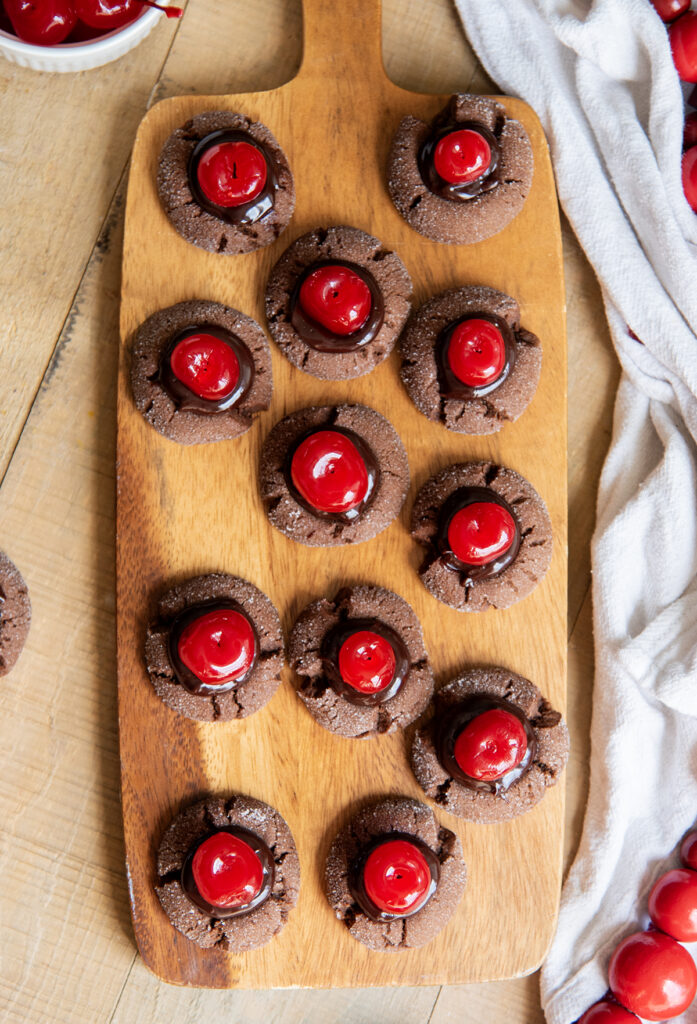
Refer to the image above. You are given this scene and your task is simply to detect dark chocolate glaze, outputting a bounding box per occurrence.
[284,425,380,524]
[320,617,411,707]
[288,260,385,353]
[159,325,255,413]
[436,312,517,400]
[435,695,537,795]
[181,825,275,919]
[187,130,280,226]
[349,832,441,922]
[167,598,259,696]
[435,486,520,584]
[418,120,501,202]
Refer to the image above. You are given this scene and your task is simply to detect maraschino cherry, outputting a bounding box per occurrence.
[680,829,697,869]
[363,839,433,916]
[650,0,690,22]
[608,929,697,1020]
[447,318,506,388]
[684,112,697,150]
[177,608,256,687]
[453,708,528,781]
[433,129,491,184]
[298,265,372,336]
[682,145,697,211]
[648,868,697,941]
[290,430,370,515]
[670,11,697,82]
[195,139,267,209]
[191,831,263,910]
[338,631,396,695]
[169,332,240,401]
[5,0,77,44]
[577,1002,639,1023]
[447,501,517,566]
[74,0,181,31]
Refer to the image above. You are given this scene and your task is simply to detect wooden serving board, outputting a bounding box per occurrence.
[117,0,566,990]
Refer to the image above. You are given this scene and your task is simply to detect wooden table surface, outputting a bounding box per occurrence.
[0,1,619,1021]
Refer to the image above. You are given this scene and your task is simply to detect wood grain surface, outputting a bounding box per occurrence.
[117,0,567,990]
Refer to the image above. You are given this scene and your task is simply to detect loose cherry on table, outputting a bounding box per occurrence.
[447,501,517,566]
[191,831,263,910]
[4,0,77,44]
[290,430,370,515]
[433,128,491,184]
[195,139,267,209]
[680,829,697,870]
[447,318,506,388]
[169,332,240,401]
[682,145,697,211]
[651,0,690,22]
[648,867,697,941]
[298,265,373,336]
[670,11,697,82]
[177,607,256,687]
[362,839,433,916]
[608,929,697,1020]
[453,708,528,782]
[337,630,396,695]
[577,1002,639,1024]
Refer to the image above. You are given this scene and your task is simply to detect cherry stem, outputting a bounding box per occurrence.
[141,0,184,17]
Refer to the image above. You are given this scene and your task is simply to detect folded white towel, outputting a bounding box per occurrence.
[454,1,697,1020]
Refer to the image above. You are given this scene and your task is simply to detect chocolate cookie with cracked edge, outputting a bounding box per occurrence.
[0,551,31,676]
[400,285,541,435]
[325,796,466,951]
[259,404,409,547]
[157,110,295,254]
[130,300,272,445]
[144,573,284,722]
[288,585,434,739]
[411,668,569,824]
[387,94,534,245]
[155,794,300,951]
[411,461,552,612]
[264,225,412,380]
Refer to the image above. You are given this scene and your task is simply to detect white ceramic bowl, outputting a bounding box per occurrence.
[0,7,160,72]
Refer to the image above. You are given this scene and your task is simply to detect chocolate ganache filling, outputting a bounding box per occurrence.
[285,425,380,524]
[418,120,501,202]
[349,832,440,922]
[167,599,259,696]
[289,260,385,353]
[320,617,410,707]
[435,696,536,795]
[436,312,517,400]
[436,486,521,583]
[159,325,255,413]
[181,825,275,918]
[187,130,280,225]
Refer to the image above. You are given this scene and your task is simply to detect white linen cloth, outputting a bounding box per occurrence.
[453,1,697,1020]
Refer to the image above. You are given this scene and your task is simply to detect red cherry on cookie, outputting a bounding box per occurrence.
[447,501,516,566]
[169,333,240,401]
[648,868,697,941]
[651,0,689,22]
[338,630,396,694]
[608,929,697,1020]
[363,839,432,916]
[433,129,491,184]
[5,0,77,44]
[453,708,527,781]
[680,829,697,870]
[670,11,697,82]
[191,831,263,909]
[196,140,267,208]
[447,318,506,388]
[577,1002,639,1024]
[177,608,256,686]
[298,265,372,336]
[682,146,697,211]
[290,430,370,514]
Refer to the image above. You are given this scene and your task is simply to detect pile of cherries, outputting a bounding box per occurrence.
[0,0,181,47]
[577,828,697,1022]
[651,0,697,209]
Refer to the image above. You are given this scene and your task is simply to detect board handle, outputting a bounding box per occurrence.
[298,0,385,83]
